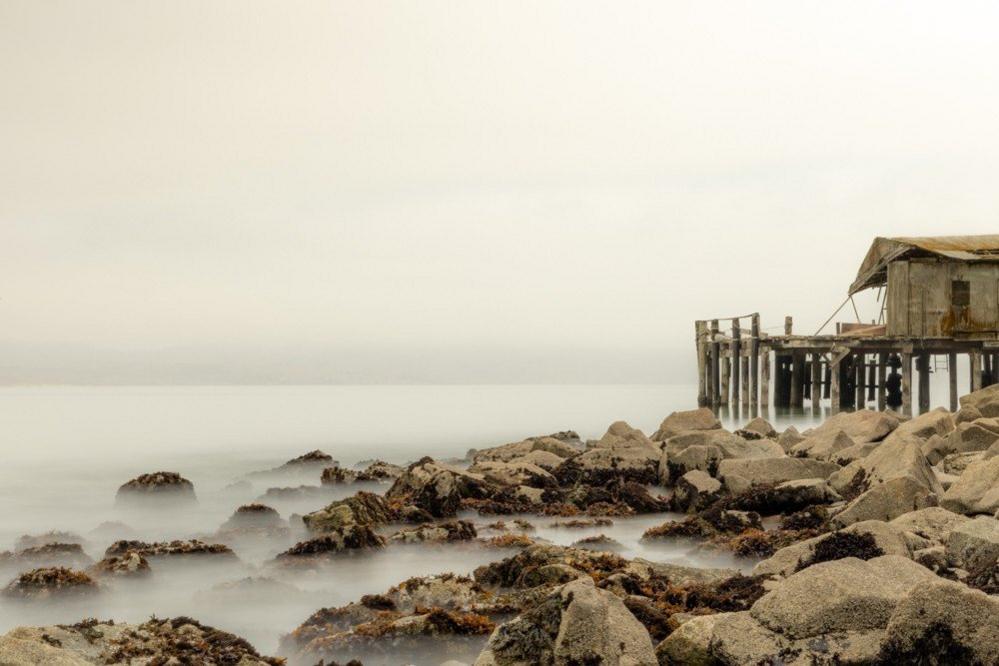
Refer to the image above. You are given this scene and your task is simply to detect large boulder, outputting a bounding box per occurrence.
[2,567,99,601]
[884,406,955,443]
[959,383,999,416]
[302,491,391,533]
[828,431,942,498]
[879,579,999,664]
[717,457,840,495]
[387,457,495,517]
[658,444,722,484]
[473,434,582,464]
[805,409,899,444]
[888,506,969,546]
[940,455,999,515]
[474,577,656,665]
[830,476,938,528]
[750,555,938,639]
[753,520,912,578]
[652,408,721,441]
[562,423,662,485]
[655,614,717,665]
[115,472,196,506]
[467,460,555,488]
[945,515,999,571]
[923,421,999,464]
[672,470,722,513]
[790,429,859,462]
[776,426,806,453]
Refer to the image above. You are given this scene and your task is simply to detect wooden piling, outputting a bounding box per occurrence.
[867,358,876,402]
[855,353,866,409]
[790,353,804,408]
[784,316,793,335]
[949,352,958,411]
[830,358,841,414]
[721,355,731,406]
[695,321,708,407]
[917,353,930,414]
[971,350,983,392]
[760,345,770,411]
[731,320,741,407]
[741,354,750,409]
[901,351,913,417]
[810,354,821,406]
[877,352,887,411]
[823,360,831,399]
[750,315,760,411]
[710,320,720,407]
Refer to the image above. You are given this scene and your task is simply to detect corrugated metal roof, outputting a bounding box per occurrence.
[849,235,999,294]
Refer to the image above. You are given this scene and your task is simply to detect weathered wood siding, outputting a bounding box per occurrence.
[887,259,999,337]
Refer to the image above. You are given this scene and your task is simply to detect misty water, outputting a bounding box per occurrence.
[0,384,912,661]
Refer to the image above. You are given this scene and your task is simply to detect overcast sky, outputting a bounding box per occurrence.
[3,1,999,384]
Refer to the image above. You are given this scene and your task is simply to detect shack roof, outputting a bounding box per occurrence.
[849,235,999,294]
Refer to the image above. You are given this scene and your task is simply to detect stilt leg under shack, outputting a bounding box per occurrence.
[750,315,760,412]
[741,355,750,409]
[901,352,913,417]
[710,320,720,408]
[877,353,887,411]
[810,354,821,406]
[830,358,841,415]
[731,321,741,408]
[949,352,958,411]
[971,350,982,393]
[917,353,930,414]
[760,346,770,411]
[790,354,803,408]
[855,353,866,409]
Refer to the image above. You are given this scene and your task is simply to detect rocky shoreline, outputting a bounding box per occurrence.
[4,385,999,664]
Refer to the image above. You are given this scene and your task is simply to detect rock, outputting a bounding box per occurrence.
[753,520,911,578]
[776,425,806,453]
[282,449,336,467]
[644,508,762,541]
[740,416,778,439]
[945,515,999,570]
[889,506,969,545]
[717,457,840,495]
[623,558,738,587]
[940,455,999,515]
[563,445,662,486]
[104,539,234,559]
[708,610,884,665]
[941,450,985,474]
[924,421,999,464]
[655,614,716,665]
[750,555,937,639]
[672,470,722,513]
[473,434,582,463]
[828,431,942,498]
[665,430,784,461]
[88,551,151,579]
[115,471,196,505]
[2,567,99,600]
[959,383,999,416]
[652,408,722,441]
[14,531,86,551]
[474,577,656,665]
[302,490,392,532]
[831,440,882,464]
[319,465,358,485]
[0,618,281,665]
[473,544,627,589]
[790,429,858,461]
[570,535,625,552]
[356,459,404,481]
[467,460,555,487]
[1,543,93,570]
[955,404,984,424]
[388,521,478,544]
[831,476,939,527]
[276,525,385,560]
[659,444,722,484]
[879,579,999,664]
[885,406,955,442]
[805,409,900,444]
[219,503,284,530]
[387,457,495,517]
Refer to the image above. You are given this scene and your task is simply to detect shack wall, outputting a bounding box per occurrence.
[886,259,999,337]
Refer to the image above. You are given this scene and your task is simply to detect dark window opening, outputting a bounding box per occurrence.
[952,280,971,307]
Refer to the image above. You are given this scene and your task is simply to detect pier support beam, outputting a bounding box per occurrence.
[750,315,760,413]
[741,355,750,409]
[855,353,866,409]
[971,350,982,393]
[948,352,958,411]
[710,320,720,408]
[867,357,876,402]
[877,353,887,411]
[695,321,708,407]
[721,355,731,406]
[830,358,841,414]
[917,353,930,414]
[731,320,741,408]
[810,353,821,407]
[901,352,913,417]
[790,353,804,408]
[760,345,770,411]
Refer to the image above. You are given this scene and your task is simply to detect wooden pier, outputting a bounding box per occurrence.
[694,314,999,416]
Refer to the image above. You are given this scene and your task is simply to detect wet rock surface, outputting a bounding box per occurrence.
[115,472,196,505]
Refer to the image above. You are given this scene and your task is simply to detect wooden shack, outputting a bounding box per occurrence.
[695,235,999,417]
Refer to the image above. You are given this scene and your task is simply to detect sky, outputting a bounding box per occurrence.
[2,1,999,384]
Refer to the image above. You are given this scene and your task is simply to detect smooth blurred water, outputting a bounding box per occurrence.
[0,384,828,658]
